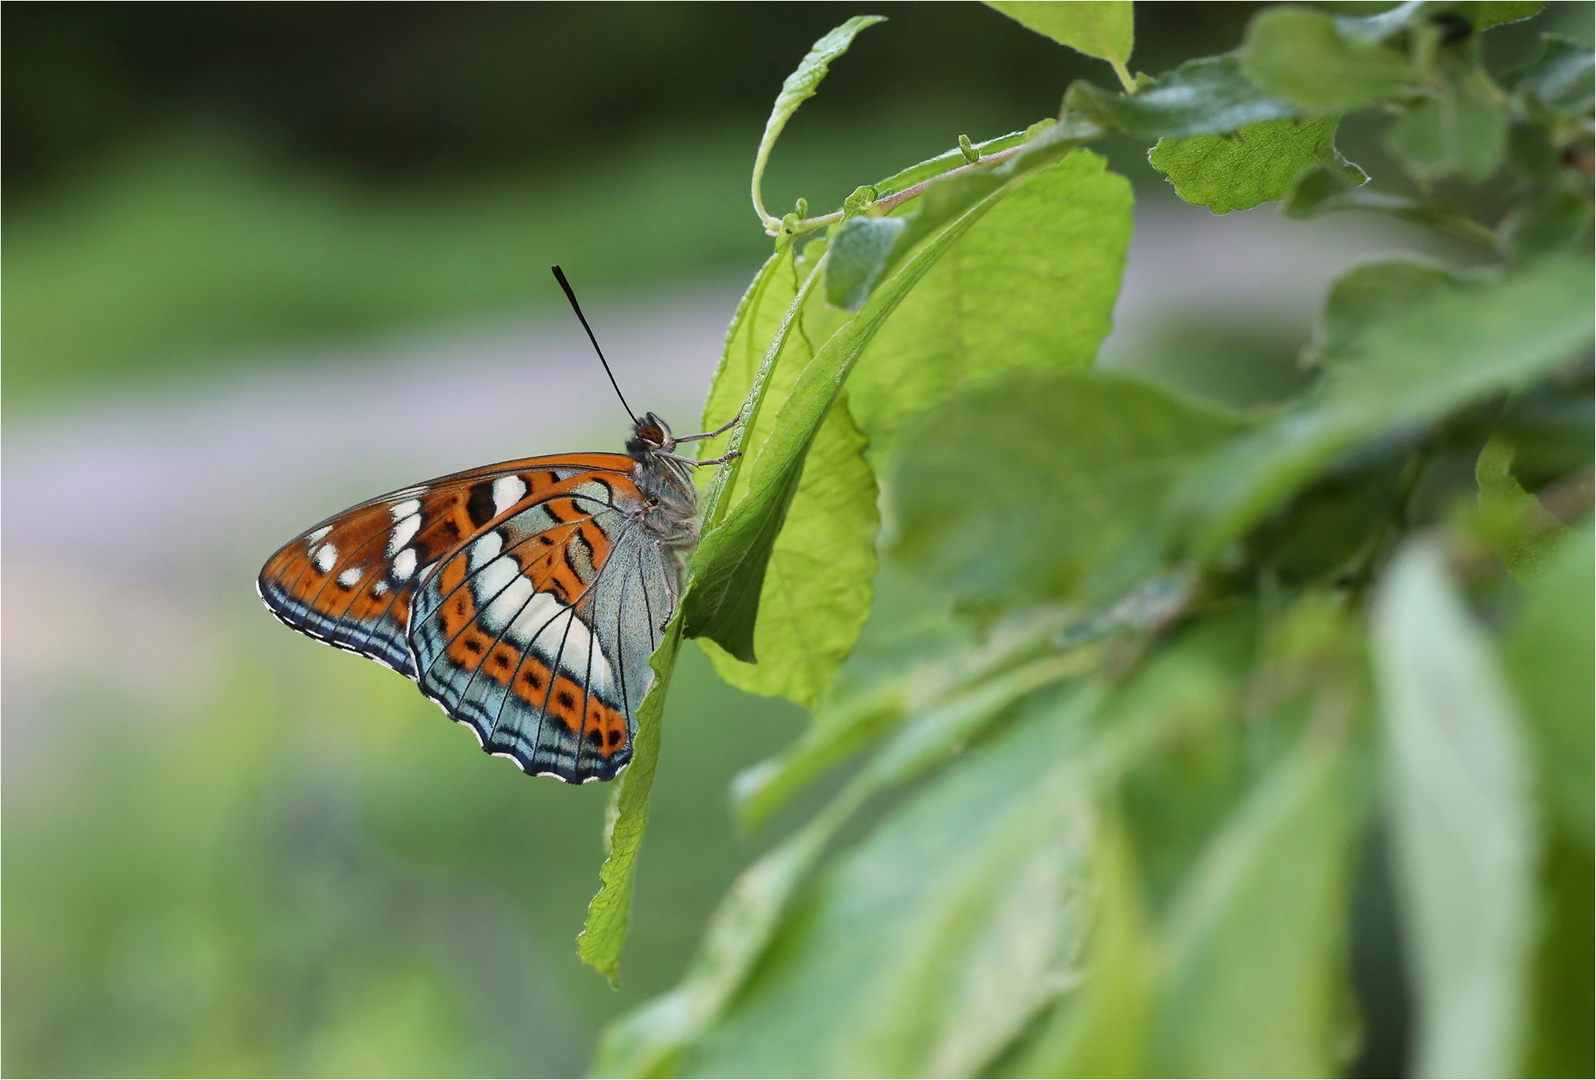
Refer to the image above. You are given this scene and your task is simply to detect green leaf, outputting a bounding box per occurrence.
[1503,34,1595,116]
[1310,258,1461,366]
[1501,520,1595,845]
[1284,163,1499,246]
[1241,7,1417,111]
[576,620,684,985]
[598,670,1097,1076]
[824,216,907,310]
[1009,813,1156,1078]
[1500,187,1596,264]
[1173,257,1595,561]
[684,154,1063,662]
[691,243,880,710]
[1471,436,1564,580]
[1497,36,1596,261]
[677,605,1261,1077]
[985,1,1133,67]
[698,249,789,451]
[1385,65,1509,183]
[751,16,886,229]
[1065,53,1302,138]
[591,778,872,1078]
[861,653,1100,786]
[839,780,1093,1077]
[848,149,1133,463]
[1468,2,1548,30]
[893,371,1244,609]
[731,680,906,830]
[696,399,878,709]
[1371,539,1539,1078]
[686,686,1099,1078]
[1150,728,1354,1076]
[1523,830,1596,1076]
[1150,114,1365,214]
[1327,1,1543,40]
[732,607,1073,830]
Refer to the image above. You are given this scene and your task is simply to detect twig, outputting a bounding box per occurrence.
[1109,59,1137,95]
[766,143,1028,238]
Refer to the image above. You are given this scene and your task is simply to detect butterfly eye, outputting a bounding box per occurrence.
[637,423,664,444]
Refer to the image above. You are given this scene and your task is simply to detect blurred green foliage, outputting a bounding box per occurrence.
[2,632,805,1076]
[588,3,1594,1076]
[5,3,1593,1078]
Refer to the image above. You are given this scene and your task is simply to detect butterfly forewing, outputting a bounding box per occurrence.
[257,452,667,782]
[258,489,434,677]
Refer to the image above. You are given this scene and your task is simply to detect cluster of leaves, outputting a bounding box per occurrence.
[576,3,1592,1076]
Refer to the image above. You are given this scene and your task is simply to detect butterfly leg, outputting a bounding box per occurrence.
[672,409,744,444]
[656,449,742,468]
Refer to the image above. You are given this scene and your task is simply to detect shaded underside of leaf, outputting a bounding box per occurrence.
[1372,539,1538,1078]
[697,396,878,709]
[1176,256,1596,560]
[1501,519,1595,844]
[1151,728,1355,1076]
[685,686,1097,1078]
[1311,257,1462,365]
[1384,65,1509,184]
[824,215,906,310]
[1150,114,1364,214]
[1240,6,1416,112]
[1065,52,1301,138]
[847,148,1135,465]
[984,1,1133,66]
[731,606,1078,832]
[1009,812,1155,1077]
[596,644,1097,1076]
[892,370,1244,608]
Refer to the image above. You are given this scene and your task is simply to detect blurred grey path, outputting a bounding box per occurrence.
[2,202,1450,774]
[2,281,737,777]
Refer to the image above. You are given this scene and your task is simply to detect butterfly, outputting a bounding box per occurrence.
[258,267,739,783]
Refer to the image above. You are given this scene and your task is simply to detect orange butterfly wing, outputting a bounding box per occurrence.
[258,453,665,781]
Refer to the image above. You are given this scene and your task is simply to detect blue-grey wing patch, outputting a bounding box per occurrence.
[569,527,675,780]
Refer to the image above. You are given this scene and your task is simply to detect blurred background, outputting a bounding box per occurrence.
[4,3,1588,1075]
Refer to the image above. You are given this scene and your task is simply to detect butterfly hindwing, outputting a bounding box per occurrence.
[575,524,674,777]
[407,471,665,782]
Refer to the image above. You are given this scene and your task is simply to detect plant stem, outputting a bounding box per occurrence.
[767,144,1028,238]
[1110,59,1137,94]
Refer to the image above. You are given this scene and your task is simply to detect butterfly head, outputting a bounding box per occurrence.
[626,412,676,456]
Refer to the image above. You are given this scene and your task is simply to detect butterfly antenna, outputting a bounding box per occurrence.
[551,265,638,426]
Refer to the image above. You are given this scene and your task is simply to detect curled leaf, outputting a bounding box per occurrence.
[752,16,886,230]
